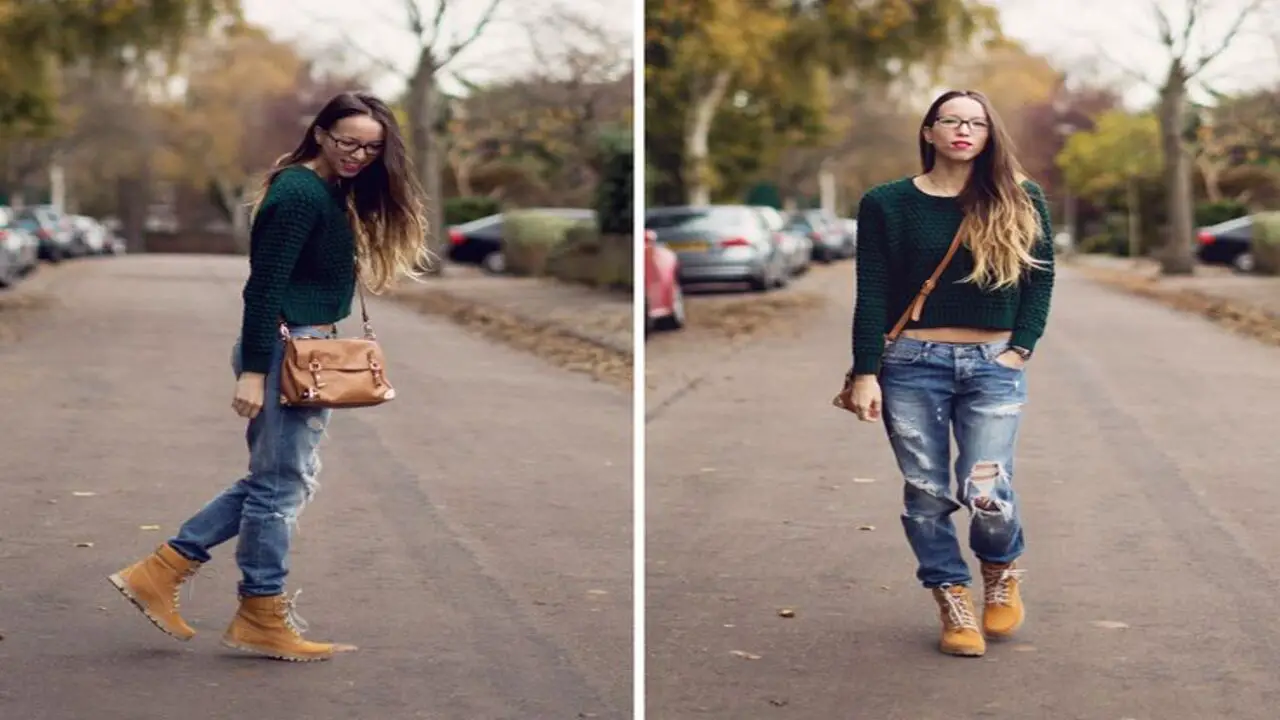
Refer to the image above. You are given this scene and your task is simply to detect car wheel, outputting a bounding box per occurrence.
[656,284,686,331]
[482,251,506,274]
[1233,251,1256,273]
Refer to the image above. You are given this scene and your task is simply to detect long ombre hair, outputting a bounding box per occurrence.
[920,90,1045,291]
[249,91,431,292]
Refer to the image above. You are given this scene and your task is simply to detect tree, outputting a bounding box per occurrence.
[1057,110,1163,257]
[1192,87,1280,201]
[645,0,997,205]
[0,0,236,131]
[153,23,304,249]
[1108,0,1274,274]
[399,0,504,274]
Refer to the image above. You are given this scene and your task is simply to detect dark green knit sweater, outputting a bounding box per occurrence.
[239,166,355,374]
[851,176,1055,375]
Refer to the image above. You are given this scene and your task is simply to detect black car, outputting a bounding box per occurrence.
[446,208,595,274]
[1196,215,1254,272]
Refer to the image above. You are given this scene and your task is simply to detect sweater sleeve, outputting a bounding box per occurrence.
[851,193,891,375]
[1010,182,1056,352]
[238,180,321,374]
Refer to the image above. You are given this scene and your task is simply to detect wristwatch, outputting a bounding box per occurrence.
[1008,345,1032,361]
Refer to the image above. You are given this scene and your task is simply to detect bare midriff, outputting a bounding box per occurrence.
[901,327,1012,343]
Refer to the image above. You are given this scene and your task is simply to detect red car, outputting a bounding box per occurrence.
[644,229,684,335]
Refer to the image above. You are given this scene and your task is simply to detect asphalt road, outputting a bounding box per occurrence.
[0,256,631,720]
[646,261,1280,719]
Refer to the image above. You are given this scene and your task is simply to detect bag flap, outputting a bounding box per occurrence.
[285,338,386,371]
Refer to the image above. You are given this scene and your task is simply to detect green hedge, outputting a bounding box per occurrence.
[1251,211,1280,276]
[1195,200,1248,228]
[502,211,593,277]
[595,128,632,235]
[545,225,633,291]
[444,196,500,226]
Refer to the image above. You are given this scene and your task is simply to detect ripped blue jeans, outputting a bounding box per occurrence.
[168,324,335,597]
[878,336,1027,589]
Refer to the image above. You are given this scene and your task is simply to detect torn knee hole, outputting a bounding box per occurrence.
[966,461,1006,511]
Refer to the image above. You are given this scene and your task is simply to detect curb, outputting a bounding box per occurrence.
[1068,262,1280,348]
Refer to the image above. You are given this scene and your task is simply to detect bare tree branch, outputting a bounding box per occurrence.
[428,0,449,48]
[405,0,425,38]
[1179,0,1202,53]
[438,0,503,67]
[1153,0,1177,50]
[1089,39,1158,87]
[1188,0,1267,77]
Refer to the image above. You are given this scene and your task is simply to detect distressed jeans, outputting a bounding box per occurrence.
[878,336,1027,589]
[168,324,335,597]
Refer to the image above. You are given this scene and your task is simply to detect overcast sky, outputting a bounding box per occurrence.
[243,0,1274,109]
[988,0,1280,107]
[243,0,634,98]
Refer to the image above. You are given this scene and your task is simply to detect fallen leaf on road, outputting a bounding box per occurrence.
[880,585,891,591]
[766,698,789,707]
[74,542,94,548]
[72,491,96,497]
[139,525,161,531]
[852,477,877,484]
[587,589,609,596]
[723,624,735,628]
[1012,644,1037,652]
[777,608,796,618]
[1091,620,1129,630]
[730,650,762,660]
[858,524,876,531]
[700,467,716,473]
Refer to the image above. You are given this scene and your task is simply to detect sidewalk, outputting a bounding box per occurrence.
[389,265,634,388]
[1066,253,1280,346]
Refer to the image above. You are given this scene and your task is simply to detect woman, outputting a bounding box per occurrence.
[108,91,429,662]
[845,90,1054,658]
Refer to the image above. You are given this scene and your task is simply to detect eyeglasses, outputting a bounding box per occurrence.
[325,130,384,157]
[934,116,990,132]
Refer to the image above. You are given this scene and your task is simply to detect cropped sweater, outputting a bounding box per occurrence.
[850,176,1055,375]
[238,166,356,374]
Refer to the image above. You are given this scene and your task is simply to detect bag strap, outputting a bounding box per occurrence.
[354,259,376,339]
[885,221,965,341]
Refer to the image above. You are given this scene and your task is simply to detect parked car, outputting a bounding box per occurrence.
[644,229,684,335]
[0,207,40,286]
[11,205,78,262]
[644,205,789,292]
[446,208,596,274]
[784,210,852,262]
[754,205,811,276]
[1196,215,1254,272]
[68,215,113,255]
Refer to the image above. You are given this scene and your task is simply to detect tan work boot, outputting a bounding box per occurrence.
[221,592,356,662]
[107,544,201,640]
[931,585,986,657]
[981,561,1026,638]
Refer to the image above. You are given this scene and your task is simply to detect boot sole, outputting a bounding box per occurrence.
[941,646,986,657]
[983,619,1024,640]
[106,574,194,642]
[220,637,333,662]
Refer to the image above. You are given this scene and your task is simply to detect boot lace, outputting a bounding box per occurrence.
[983,567,1025,606]
[939,587,979,630]
[279,589,310,636]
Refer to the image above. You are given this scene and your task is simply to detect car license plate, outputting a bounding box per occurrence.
[667,240,710,252]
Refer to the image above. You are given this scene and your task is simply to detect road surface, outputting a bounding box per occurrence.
[646,261,1280,719]
[0,256,631,720]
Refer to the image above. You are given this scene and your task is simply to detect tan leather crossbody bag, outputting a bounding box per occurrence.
[278,268,395,409]
[832,227,965,413]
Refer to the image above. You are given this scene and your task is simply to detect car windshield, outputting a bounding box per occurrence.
[646,207,752,232]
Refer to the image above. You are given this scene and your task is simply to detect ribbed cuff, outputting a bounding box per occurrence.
[852,353,882,376]
[239,348,273,375]
[1010,328,1042,353]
